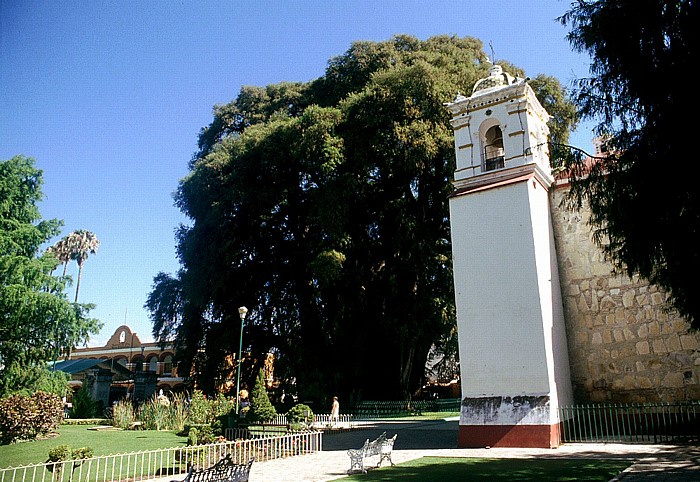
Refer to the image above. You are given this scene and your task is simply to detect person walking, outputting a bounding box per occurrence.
[331,396,340,427]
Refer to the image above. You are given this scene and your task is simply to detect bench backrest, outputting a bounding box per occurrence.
[184,456,253,482]
[380,434,397,454]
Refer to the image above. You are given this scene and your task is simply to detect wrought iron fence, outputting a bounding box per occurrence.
[225,414,356,440]
[559,401,700,444]
[350,398,461,418]
[0,432,322,482]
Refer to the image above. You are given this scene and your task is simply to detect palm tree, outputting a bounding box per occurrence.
[47,237,72,276]
[65,230,100,303]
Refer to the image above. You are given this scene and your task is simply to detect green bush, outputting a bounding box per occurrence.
[286,403,314,425]
[185,424,215,446]
[46,444,94,482]
[247,369,277,423]
[186,390,211,425]
[47,444,72,462]
[140,395,172,430]
[0,391,63,444]
[169,392,189,432]
[61,418,110,426]
[71,386,100,419]
[211,393,235,418]
[111,399,135,429]
[71,446,94,459]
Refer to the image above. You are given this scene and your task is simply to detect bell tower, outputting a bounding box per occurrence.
[446,64,573,448]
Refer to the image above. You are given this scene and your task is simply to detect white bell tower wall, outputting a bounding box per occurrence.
[446,66,573,448]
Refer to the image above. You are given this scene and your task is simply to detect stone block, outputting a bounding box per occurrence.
[635,341,650,355]
[622,290,636,308]
[681,335,700,351]
[652,339,667,354]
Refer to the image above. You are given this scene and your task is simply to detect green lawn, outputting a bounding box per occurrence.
[340,457,633,482]
[0,425,187,468]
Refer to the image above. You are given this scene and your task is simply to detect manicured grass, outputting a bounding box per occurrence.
[0,425,187,468]
[340,456,633,481]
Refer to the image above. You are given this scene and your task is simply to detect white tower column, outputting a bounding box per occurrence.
[446,65,573,448]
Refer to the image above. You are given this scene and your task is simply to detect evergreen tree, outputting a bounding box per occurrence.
[247,369,276,423]
[559,1,700,328]
[0,156,101,396]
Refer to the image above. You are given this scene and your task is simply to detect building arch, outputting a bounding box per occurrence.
[161,354,174,376]
[147,355,159,373]
[479,119,505,171]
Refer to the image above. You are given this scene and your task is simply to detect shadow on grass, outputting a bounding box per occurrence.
[340,457,633,481]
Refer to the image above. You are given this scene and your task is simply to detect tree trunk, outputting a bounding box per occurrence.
[74,263,83,303]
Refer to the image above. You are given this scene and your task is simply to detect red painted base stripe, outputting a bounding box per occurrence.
[458,424,561,448]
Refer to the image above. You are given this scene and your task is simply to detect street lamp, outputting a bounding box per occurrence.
[235,306,248,417]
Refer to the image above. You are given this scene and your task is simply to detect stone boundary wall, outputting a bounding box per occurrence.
[551,186,700,403]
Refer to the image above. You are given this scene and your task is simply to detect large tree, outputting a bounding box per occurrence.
[558,1,700,328]
[147,35,577,402]
[0,156,101,396]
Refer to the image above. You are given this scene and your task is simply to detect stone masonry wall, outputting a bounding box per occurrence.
[551,186,700,403]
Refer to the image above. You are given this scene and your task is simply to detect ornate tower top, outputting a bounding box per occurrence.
[445,64,552,189]
[471,64,522,95]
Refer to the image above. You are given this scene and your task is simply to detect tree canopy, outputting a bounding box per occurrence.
[0,156,101,396]
[558,0,700,328]
[147,35,578,402]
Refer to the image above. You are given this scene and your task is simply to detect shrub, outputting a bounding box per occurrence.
[169,392,188,432]
[186,390,211,425]
[0,391,63,444]
[71,446,94,459]
[140,395,172,430]
[184,423,219,446]
[71,386,100,419]
[111,399,135,429]
[46,444,94,482]
[47,444,72,462]
[211,393,235,418]
[247,369,277,423]
[61,418,110,426]
[33,370,70,398]
[286,403,314,432]
[286,404,314,424]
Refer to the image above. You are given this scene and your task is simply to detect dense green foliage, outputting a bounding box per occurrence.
[285,403,314,426]
[558,1,700,328]
[0,391,63,444]
[185,390,212,425]
[0,156,102,396]
[247,369,277,423]
[111,400,137,429]
[147,35,577,402]
[47,443,72,462]
[70,386,100,419]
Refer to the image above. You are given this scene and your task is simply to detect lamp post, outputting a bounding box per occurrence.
[235,306,248,417]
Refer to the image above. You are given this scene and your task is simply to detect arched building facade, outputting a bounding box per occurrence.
[60,325,186,405]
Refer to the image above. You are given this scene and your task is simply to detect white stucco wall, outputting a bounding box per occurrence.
[450,180,551,396]
[527,178,574,412]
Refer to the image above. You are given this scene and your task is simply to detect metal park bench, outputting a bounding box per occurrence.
[347,431,397,474]
[172,455,254,482]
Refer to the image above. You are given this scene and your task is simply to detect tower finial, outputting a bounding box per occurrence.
[489,41,496,65]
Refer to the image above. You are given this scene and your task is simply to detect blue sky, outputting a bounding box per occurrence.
[1,0,593,345]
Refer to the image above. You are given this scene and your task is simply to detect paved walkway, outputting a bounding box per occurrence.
[248,419,700,482]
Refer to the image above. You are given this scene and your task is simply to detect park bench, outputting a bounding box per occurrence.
[347,431,397,474]
[172,454,254,482]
